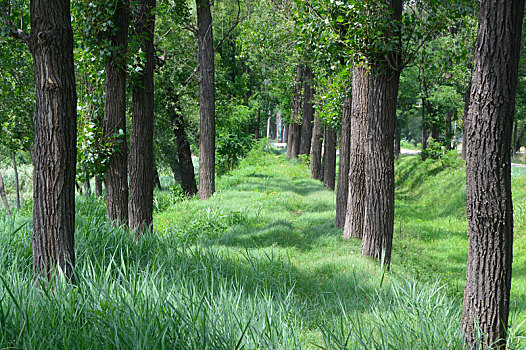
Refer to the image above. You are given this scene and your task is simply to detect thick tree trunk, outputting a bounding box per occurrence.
[323,126,337,191]
[310,113,323,180]
[335,93,352,228]
[95,175,103,197]
[299,66,314,156]
[169,91,198,197]
[461,84,471,160]
[196,0,215,200]
[461,1,524,348]
[129,0,156,234]
[12,153,20,209]
[104,0,129,226]
[344,65,368,240]
[361,68,401,267]
[0,169,11,217]
[30,0,77,281]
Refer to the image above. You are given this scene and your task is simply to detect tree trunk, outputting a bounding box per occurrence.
[169,90,198,197]
[461,1,524,348]
[344,65,368,239]
[129,0,156,234]
[310,113,323,180]
[153,168,161,190]
[196,0,215,200]
[30,0,77,281]
[335,93,352,228]
[360,0,402,268]
[394,118,401,158]
[95,175,103,197]
[0,169,11,217]
[445,112,453,151]
[104,0,129,226]
[512,119,518,154]
[421,113,428,161]
[82,163,91,197]
[361,68,401,267]
[299,66,314,156]
[461,83,471,160]
[287,65,303,159]
[12,153,20,210]
[323,126,336,191]
[255,109,260,139]
[431,122,439,141]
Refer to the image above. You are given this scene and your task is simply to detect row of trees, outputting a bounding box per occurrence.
[1,0,525,348]
[273,0,524,348]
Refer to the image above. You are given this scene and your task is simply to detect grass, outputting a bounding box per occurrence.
[0,148,525,348]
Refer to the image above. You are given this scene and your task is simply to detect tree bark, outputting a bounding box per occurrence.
[344,65,368,239]
[287,65,303,159]
[30,0,77,281]
[299,66,314,156]
[129,0,156,234]
[323,126,336,191]
[360,0,402,268]
[95,175,103,197]
[104,0,129,226]
[196,0,215,200]
[361,68,400,267]
[335,92,352,228]
[82,163,91,197]
[310,112,323,180]
[153,168,161,190]
[0,169,11,217]
[12,153,20,209]
[461,1,524,348]
[461,83,471,160]
[169,91,198,197]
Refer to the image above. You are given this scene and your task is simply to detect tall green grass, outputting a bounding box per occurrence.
[0,151,524,348]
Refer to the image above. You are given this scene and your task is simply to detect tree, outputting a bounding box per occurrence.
[310,113,323,180]
[335,89,351,228]
[322,126,336,190]
[196,0,216,200]
[129,0,156,234]
[461,0,524,347]
[9,0,77,280]
[299,65,314,156]
[104,0,130,226]
[343,65,368,239]
[287,64,303,159]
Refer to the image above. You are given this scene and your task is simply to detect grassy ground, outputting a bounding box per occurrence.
[0,147,525,348]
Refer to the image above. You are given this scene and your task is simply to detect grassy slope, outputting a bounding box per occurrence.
[393,156,526,324]
[0,148,525,348]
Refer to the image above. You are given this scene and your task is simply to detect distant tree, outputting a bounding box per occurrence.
[104,0,130,226]
[335,90,351,228]
[287,64,303,159]
[461,0,524,348]
[299,65,314,156]
[322,126,336,190]
[129,0,156,234]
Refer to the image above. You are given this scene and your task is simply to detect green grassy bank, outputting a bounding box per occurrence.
[0,148,524,349]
